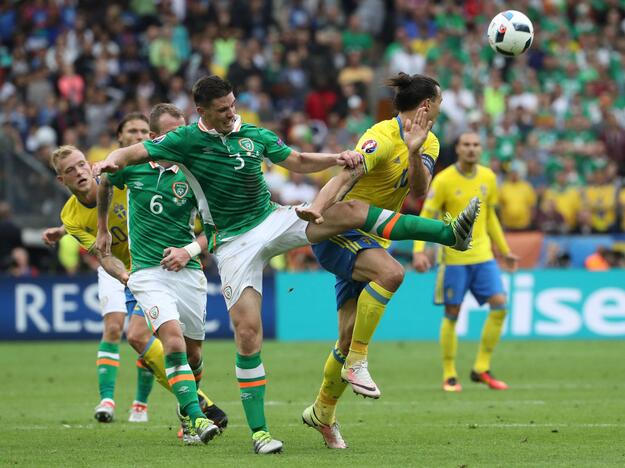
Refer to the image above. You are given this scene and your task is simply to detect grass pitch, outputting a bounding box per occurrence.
[2,340,625,467]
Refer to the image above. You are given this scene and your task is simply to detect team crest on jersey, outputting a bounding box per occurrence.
[223,285,233,300]
[113,203,126,220]
[172,182,189,199]
[148,306,159,320]
[361,139,378,154]
[480,184,488,197]
[151,134,166,144]
[238,138,254,152]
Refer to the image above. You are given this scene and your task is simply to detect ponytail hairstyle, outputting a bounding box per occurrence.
[386,72,440,112]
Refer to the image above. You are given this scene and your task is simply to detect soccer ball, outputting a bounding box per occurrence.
[487,10,534,56]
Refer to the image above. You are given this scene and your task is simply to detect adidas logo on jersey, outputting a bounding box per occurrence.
[393,157,401,164]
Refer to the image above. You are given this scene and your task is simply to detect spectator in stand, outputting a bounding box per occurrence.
[499,161,537,231]
[541,170,581,233]
[579,161,617,234]
[8,247,39,277]
[0,201,22,270]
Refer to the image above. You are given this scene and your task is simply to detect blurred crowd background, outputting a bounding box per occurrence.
[2,0,625,276]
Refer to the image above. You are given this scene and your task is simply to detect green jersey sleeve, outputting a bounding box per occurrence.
[143,126,189,164]
[256,127,292,163]
[106,170,126,190]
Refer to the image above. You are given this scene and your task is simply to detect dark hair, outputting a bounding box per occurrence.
[149,103,184,134]
[116,112,149,137]
[192,75,233,107]
[386,73,440,112]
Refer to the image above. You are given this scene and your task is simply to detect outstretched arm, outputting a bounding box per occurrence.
[277,149,363,173]
[92,142,149,176]
[295,164,365,224]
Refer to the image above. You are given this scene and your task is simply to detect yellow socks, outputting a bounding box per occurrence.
[314,343,348,425]
[474,309,506,373]
[141,336,170,391]
[346,282,394,366]
[440,316,458,380]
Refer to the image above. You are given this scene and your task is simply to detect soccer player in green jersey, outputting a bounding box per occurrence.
[93,75,479,454]
[96,104,227,444]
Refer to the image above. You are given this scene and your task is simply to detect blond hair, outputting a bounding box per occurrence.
[50,145,81,173]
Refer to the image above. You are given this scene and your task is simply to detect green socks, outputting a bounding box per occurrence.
[165,352,204,423]
[236,352,267,433]
[97,341,119,401]
[362,206,455,245]
[134,359,154,405]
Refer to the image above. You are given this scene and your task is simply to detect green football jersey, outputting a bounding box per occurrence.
[143,119,292,251]
[107,162,201,273]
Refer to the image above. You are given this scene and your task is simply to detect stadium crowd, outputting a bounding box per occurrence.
[2,0,625,274]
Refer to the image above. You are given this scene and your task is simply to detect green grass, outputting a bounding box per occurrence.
[2,340,625,467]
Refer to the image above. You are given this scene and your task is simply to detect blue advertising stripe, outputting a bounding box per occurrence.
[276,270,625,341]
[0,274,277,340]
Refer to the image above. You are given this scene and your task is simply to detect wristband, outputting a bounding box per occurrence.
[183,241,202,258]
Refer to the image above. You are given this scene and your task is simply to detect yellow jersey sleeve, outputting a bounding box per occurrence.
[61,202,96,251]
[355,130,394,174]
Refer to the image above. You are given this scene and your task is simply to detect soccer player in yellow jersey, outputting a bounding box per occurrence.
[299,73,473,448]
[413,132,518,392]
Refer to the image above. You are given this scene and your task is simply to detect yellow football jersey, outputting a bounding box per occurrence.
[541,186,581,230]
[419,164,500,265]
[346,116,440,247]
[60,185,131,269]
[584,184,616,232]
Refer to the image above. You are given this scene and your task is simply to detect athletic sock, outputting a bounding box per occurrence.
[134,358,154,404]
[474,309,506,373]
[165,352,204,424]
[191,359,216,407]
[362,206,455,245]
[346,282,394,366]
[440,315,459,380]
[97,341,119,401]
[314,343,348,425]
[236,352,267,433]
[141,336,170,391]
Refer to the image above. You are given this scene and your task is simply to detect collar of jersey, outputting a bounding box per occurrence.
[149,161,179,173]
[395,116,404,140]
[198,115,242,135]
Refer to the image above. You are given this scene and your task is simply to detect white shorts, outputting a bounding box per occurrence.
[215,204,309,309]
[98,266,127,316]
[127,267,208,341]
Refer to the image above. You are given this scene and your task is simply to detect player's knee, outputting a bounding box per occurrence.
[444,308,460,320]
[126,329,148,353]
[489,294,507,311]
[186,347,202,367]
[335,199,368,229]
[376,261,405,291]
[103,321,123,342]
[234,323,261,350]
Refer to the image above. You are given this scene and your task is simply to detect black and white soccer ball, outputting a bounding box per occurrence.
[487,10,534,57]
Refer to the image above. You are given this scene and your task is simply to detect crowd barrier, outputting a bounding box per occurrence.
[2,270,623,340]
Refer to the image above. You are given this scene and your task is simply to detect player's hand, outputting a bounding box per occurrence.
[412,252,432,272]
[95,230,112,257]
[92,160,119,177]
[502,252,519,272]
[161,247,191,272]
[403,107,433,154]
[337,150,363,169]
[296,205,324,224]
[42,226,66,246]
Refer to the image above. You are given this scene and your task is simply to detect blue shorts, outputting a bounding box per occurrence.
[434,259,504,306]
[312,229,382,310]
[124,287,144,317]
